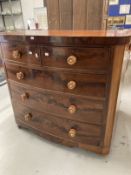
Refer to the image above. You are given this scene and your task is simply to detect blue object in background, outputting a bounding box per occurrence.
[108,0,131,28]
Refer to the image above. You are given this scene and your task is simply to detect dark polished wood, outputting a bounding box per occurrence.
[6,63,107,97]
[41,46,110,71]
[0,30,130,46]
[1,35,129,46]
[2,43,41,65]
[0,29,130,37]
[13,102,102,146]
[9,81,105,125]
[0,30,130,154]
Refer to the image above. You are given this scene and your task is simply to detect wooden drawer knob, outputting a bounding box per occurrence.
[67,81,76,90]
[12,50,21,59]
[21,93,29,101]
[68,128,76,138]
[24,113,32,121]
[16,72,24,80]
[67,55,77,65]
[68,105,77,114]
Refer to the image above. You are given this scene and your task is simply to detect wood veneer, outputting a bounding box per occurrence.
[14,102,102,146]
[6,63,107,97]
[0,30,130,154]
[9,81,105,125]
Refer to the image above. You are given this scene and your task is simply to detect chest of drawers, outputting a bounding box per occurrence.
[0,30,130,154]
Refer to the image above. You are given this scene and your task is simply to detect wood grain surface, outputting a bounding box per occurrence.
[73,0,87,29]
[6,63,107,98]
[103,45,126,154]
[0,30,130,154]
[13,102,103,146]
[59,0,73,29]
[41,46,110,71]
[2,43,41,66]
[87,0,104,30]
[46,0,60,29]
[9,81,105,125]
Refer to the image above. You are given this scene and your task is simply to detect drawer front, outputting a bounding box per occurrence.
[41,47,110,71]
[6,63,107,97]
[9,81,105,125]
[2,43,41,65]
[14,102,103,146]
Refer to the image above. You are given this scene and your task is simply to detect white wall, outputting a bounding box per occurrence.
[21,0,34,28]
[21,0,47,29]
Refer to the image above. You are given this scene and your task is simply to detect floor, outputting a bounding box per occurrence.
[0,66,6,86]
[0,62,131,175]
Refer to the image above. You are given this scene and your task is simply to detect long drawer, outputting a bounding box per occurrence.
[6,63,107,98]
[41,46,110,71]
[13,102,103,146]
[9,81,105,125]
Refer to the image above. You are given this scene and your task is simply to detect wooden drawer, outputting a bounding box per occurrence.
[41,46,110,71]
[1,43,41,65]
[14,102,103,146]
[6,63,107,97]
[9,81,105,125]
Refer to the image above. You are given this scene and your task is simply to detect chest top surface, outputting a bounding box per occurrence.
[0,29,130,46]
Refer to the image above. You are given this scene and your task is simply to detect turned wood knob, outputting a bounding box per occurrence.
[24,113,32,121]
[67,55,77,65]
[12,50,21,59]
[67,81,76,90]
[16,72,24,80]
[68,128,76,138]
[21,93,29,101]
[68,105,77,114]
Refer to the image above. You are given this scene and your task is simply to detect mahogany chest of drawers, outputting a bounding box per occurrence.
[0,30,130,154]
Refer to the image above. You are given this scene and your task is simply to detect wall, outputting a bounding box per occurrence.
[21,0,47,29]
[21,0,34,28]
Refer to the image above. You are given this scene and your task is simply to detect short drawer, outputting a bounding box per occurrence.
[14,102,103,146]
[2,43,41,65]
[6,63,107,97]
[9,81,105,125]
[41,46,110,71]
